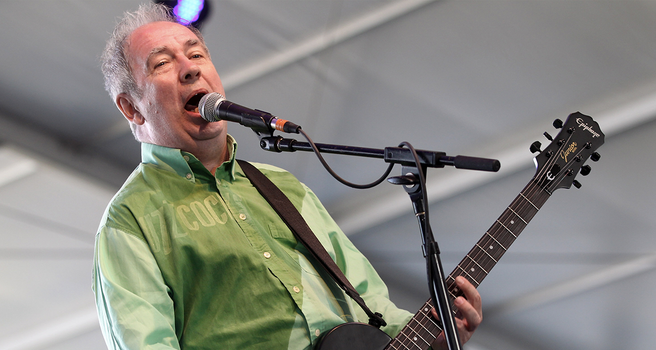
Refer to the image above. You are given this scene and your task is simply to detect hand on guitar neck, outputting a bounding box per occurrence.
[430,276,483,349]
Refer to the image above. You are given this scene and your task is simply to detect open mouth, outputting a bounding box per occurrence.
[185,92,206,113]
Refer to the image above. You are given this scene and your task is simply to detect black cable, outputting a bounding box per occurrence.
[398,141,430,230]
[299,128,395,189]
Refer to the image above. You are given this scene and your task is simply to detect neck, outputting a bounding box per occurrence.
[190,136,230,175]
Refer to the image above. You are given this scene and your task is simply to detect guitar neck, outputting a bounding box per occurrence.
[386,179,552,350]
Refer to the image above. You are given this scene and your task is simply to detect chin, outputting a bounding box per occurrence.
[196,122,226,138]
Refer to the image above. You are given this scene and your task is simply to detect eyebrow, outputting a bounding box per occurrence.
[145,39,209,67]
[186,38,211,56]
[146,46,168,63]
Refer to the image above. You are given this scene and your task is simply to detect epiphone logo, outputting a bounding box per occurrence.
[561,142,578,162]
[576,117,601,138]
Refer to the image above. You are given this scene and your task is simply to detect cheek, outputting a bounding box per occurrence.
[144,73,178,95]
[203,67,224,93]
[145,86,180,112]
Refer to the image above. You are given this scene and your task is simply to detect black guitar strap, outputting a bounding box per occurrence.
[237,160,386,328]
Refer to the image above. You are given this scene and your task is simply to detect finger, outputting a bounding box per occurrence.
[453,278,483,332]
[431,307,439,320]
[456,276,482,314]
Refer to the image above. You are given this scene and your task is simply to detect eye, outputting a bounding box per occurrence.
[154,60,167,69]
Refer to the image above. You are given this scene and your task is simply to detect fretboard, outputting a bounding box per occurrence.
[385,179,551,350]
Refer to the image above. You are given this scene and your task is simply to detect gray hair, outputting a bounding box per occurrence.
[101,2,207,101]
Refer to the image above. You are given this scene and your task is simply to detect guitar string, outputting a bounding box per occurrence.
[392,184,548,350]
[387,122,588,350]
[400,314,432,347]
[393,315,432,350]
[449,149,557,293]
[390,301,436,350]
[403,314,434,348]
[392,182,551,349]
[437,126,569,335]
[406,303,437,348]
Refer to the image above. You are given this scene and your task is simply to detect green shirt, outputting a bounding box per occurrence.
[93,137,412,350]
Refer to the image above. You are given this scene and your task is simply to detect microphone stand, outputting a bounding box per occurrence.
[259,136,500,171]
[259,135,499,350]
[388,164,462,350]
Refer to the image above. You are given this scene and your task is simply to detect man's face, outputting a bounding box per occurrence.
[123,21,227,150]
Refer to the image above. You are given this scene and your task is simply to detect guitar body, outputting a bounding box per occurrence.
[315,323,391,350]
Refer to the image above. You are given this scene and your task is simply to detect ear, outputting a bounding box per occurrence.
[116,93,145,125]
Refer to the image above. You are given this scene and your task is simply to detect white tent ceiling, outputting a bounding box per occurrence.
[1,1,655,349]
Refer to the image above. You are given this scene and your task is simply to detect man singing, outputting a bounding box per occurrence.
[93,3,482,349]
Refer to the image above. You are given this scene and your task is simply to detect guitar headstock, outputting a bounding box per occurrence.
[531,112,604,192]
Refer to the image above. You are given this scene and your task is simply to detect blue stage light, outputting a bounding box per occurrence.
[173,0,204,25]
[154,0,211,30]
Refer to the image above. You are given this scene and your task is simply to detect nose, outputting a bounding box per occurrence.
[180,59,201,83]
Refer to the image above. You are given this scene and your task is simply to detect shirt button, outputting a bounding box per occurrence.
[263,252,271,259]
[239,213,246,220]
[185,173,192,179]
[293,286,300,293]
[315,329,321,337]
[183,155,190,161]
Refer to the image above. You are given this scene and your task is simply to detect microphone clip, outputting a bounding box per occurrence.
[258,135,298,153]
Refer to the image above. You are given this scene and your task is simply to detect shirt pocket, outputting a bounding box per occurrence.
[268,223,322,277]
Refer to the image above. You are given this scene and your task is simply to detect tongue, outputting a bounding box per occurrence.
[185,103,198,113]
[185,94,204,112]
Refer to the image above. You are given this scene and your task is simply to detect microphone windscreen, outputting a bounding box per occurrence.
[198,92,225,122]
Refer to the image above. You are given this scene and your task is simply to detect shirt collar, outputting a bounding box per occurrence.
[141,135,239,182]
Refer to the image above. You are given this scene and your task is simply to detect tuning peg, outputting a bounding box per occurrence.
[590,152,601,162]
[553,119,563,129]
[530,141,542,153]
[573,180,582,189]
[543,132,553,141]
[580,165,591,176]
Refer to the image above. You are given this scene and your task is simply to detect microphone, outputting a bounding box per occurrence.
[198,92,301,134]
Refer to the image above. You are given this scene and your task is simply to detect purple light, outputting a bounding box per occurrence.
[173,0,205,25]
